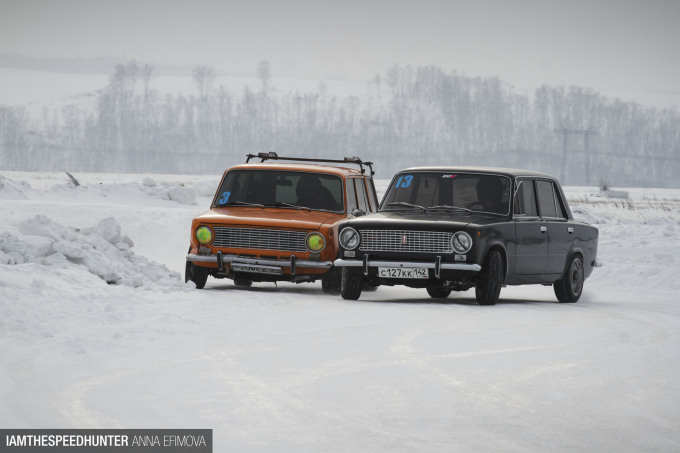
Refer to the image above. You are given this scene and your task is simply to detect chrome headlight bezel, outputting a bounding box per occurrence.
[305,232,326,252]
[195,226,214,245]
[450,231,473,254]
[339,227,360,250]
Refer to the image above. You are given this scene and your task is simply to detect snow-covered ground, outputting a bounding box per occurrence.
[1,171,679,452]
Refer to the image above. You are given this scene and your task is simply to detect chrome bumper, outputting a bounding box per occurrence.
[333,257,481,278]
[187,252,333,272]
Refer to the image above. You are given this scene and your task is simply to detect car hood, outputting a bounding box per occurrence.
[194,207,343,230]
[345,211,505,230]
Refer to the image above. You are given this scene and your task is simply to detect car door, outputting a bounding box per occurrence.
[513,178,548,275]
[536,179,573,275]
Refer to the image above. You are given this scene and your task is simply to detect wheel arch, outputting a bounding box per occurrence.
[560,247,585,279]
[482,242,509,283]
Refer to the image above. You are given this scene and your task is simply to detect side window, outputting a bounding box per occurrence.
[514,179,538,216]
[365,178,379,212]
[537,180,558,218]
[354,178,370,212]
[346,179,358,213]
[553,185,566,219]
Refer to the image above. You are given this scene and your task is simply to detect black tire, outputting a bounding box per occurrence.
[185,261,209,289]
[340,268,363,300]
[475,249,503,305]
[427,287,451,299]
[554,254,584,303]
[234,278,253,288]
[321,267,341,294]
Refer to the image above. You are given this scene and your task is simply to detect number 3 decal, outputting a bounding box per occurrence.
[219,191,231,204]
[395,175,413,188]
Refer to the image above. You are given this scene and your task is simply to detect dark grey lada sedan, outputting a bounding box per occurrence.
[334,167,598,305]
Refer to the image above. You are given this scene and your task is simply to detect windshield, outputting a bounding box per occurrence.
[214,170,344,213]
[381,171,512,215]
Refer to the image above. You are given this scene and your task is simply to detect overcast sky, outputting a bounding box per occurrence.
[1,0,679,95]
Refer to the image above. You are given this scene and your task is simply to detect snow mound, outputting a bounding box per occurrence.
[0,173,199,205]
[0,175,32,199]
[0,215,186,290]
[60,180,198,205]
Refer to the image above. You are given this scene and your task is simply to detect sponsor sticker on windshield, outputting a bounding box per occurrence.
[441,174,457,179]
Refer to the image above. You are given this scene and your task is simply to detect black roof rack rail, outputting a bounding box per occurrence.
[245,152,374,175]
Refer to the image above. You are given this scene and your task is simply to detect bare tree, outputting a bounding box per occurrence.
[193,65,216,99]
[141,64,154,100]
[257,60,271,97]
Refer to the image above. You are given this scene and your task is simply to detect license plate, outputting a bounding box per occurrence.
[231,264,282,275]
[378,267,428,279]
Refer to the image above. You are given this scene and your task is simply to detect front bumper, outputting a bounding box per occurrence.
[334,257,481,278]
[187,252,333,274]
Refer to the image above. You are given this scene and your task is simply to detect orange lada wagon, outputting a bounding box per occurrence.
[185,152,378,292]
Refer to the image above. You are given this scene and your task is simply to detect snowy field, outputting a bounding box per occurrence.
[1,170,679,452]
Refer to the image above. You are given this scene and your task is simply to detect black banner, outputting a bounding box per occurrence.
[0,430,212,452]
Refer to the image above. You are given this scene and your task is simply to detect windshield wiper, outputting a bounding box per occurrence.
[223,200,265,208]
[267,202,311,211]
[427,205,472,214]
[384,202,427,211]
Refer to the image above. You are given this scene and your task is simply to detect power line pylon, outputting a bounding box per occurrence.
[554,125,599,185]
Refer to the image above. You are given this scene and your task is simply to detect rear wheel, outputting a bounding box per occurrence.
[234,277,253,288]
[340,268,363,300]
[427,287,451,299]
[185,261,209,289]
[554,254,584,303]
[475,249,503,305]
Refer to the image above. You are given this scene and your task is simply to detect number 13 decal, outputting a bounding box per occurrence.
[395,175,413,188]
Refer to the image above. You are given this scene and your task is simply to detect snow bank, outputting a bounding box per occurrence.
[0,173,201,205]
[0,175,32,200]
[0,215,186,290]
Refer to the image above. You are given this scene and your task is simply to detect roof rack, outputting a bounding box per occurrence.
[245,152,375,175]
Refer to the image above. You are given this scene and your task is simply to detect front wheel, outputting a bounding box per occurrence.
[185,261,209,289]
[475,249,503,305]
[554,254,584,303]
[321,267,341,294]
[340,268,363,300]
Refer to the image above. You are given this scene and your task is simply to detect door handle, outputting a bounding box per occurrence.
[540,226,548,233]
[568,227,574,234]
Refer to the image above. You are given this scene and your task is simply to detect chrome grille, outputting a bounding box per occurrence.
[213,227,307,252]
[359,229,453,253]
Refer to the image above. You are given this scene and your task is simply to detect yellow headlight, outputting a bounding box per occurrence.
[195,226,213,245]
[306,233,325,252]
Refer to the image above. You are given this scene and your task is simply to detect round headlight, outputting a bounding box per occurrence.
[450,231,472,254]
[306,232,326,252]
[339,227,360,250]
[195,226,213,245]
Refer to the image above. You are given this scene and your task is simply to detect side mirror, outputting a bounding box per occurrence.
[351,208,366,217]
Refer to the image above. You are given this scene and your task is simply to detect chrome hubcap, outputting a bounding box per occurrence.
[569,258,584,296]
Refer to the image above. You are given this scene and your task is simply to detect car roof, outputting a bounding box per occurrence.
[226,162,368,177]
[396,166,557,181]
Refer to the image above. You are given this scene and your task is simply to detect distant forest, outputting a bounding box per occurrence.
[1,61,679,187]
